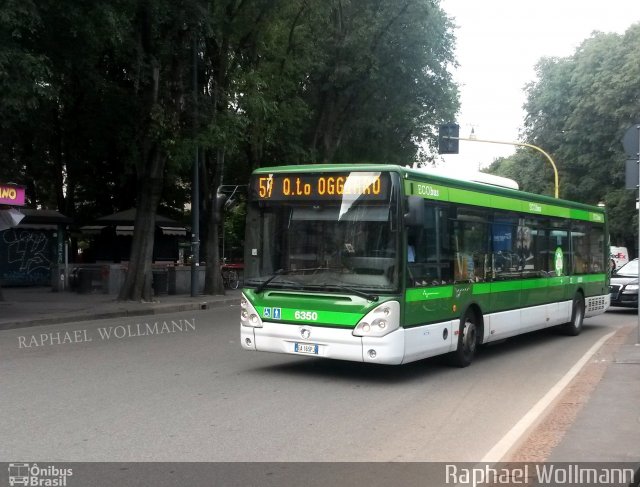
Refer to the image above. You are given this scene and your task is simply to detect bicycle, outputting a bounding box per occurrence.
[220,260,243,289]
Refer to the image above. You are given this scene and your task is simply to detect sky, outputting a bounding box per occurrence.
[438,0,640,172]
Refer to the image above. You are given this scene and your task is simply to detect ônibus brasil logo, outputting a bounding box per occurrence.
[8,463,73,486]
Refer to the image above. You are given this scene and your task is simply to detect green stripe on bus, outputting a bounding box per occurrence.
[491,195,516,211]
[406,275,607,301]
[521,279,549,290]
[404,180,449,201]
[472,283,492,295]
[255,307,361,327]
[548,276,568,286]
[448,187,491,207]
[405,179,604,223]
[569,274,607,284]
[405,286,454,302]
[487,281,521,293]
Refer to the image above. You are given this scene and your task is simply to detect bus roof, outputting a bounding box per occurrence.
[252,164,605,215]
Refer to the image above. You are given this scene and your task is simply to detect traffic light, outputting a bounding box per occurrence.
[438,123,460,154]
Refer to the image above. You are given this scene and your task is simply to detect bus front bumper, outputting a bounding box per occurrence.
[241,321,406,365]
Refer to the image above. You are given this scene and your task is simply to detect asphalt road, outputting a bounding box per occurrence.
[0,305,632,463]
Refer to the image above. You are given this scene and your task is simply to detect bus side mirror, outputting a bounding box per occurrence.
[404,196,424,227]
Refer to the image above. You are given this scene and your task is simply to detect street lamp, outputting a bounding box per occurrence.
[438,125,560,198]
[466,136,559,198]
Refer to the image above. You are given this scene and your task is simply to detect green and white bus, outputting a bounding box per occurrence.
[240,164,609,366]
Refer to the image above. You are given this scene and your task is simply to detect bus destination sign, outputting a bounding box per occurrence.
[253,172,389,201]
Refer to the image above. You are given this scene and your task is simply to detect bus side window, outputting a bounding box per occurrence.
[548,219,570,275]
[589,224,605,272]
[520,217,548,278]
[492,214,519,280]
[407,203,451,287]
[452,207,489,283]
[571,222,590,275]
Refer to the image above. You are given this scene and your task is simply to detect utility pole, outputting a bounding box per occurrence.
[190,39,200,297]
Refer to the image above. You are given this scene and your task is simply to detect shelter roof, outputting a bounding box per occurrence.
[18,208,73,224]
[96,207,183,226]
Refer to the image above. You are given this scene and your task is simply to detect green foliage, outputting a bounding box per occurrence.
[488,152,554,197]
[300,0,459,164]
[487,23,640,253]
[1,0,459,294]
[2,0,458,206]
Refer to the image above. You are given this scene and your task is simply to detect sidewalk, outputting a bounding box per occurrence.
[0,286,241,330]
[510,322,640,466]
[545,327,640,463]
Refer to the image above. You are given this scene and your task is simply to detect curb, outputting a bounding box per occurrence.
[482,330,617,463]
[0,297,239,331]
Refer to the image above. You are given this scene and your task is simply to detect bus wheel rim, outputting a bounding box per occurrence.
[464,320,476,353]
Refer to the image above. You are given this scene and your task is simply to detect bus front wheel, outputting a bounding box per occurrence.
[450,309,478,368]
[561,293,585,336]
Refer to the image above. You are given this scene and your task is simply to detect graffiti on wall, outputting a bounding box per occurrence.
[1,229,52,285]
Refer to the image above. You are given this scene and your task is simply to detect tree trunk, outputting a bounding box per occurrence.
[117,147,165,301]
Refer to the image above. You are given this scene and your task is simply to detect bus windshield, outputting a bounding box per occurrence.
[244,171,400,293]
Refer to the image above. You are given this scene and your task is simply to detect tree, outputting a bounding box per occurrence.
[2,0,459,298]
[487,24,640,253]
[193,0,458,294]
[195,0,279,295]
[309,0,458,164]
[0,0,139,216]
[118,0,199,300]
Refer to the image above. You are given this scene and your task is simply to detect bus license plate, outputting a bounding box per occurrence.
[294,342,319,354]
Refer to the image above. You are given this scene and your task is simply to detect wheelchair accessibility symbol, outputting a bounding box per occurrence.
[263,307,282,319]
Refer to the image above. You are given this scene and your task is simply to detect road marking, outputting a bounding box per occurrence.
[481,331,615,463]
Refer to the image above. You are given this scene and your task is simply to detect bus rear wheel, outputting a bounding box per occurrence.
[560,293,584,336]
[450,310,478,368]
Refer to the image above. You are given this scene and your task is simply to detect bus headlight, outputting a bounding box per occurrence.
[353,301,400,337]
[241,293,263,328]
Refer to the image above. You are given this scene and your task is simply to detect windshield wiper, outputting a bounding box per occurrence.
[316,282,379,302]
[254,269,290,294]
[254,267,349,294]
[254,269,379,301]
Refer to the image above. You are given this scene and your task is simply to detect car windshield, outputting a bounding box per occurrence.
[615,259,638,276]
[244,171,401,293]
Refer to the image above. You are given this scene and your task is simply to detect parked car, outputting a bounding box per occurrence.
[610,258,639,308]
